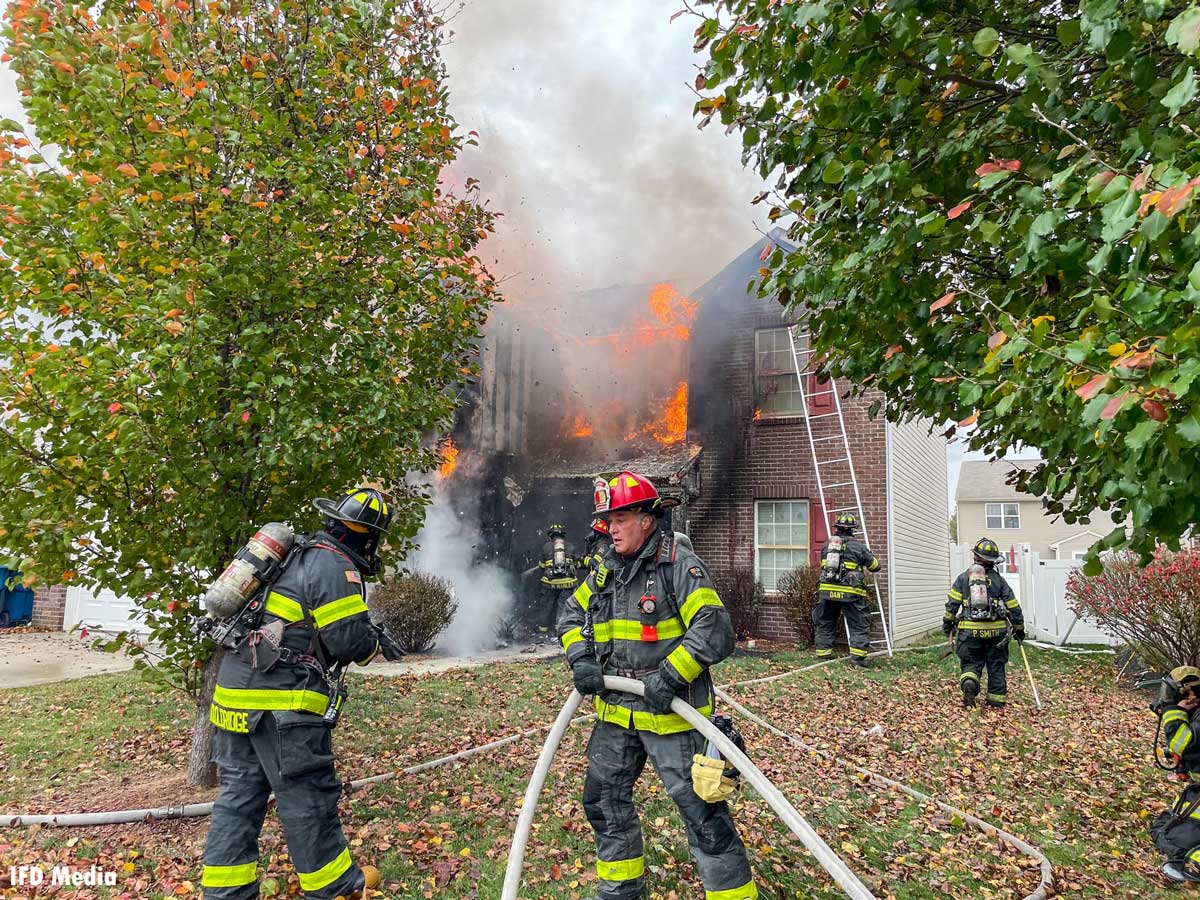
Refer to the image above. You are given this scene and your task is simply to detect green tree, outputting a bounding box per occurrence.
[0,0,496,785]
[689,0,1200,568]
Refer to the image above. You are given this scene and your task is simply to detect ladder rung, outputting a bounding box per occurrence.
[807,412,840,420]
[823,481,854,489]
[811,435,844,443]
[805,390,837,399]
[818,457,851,466]
[828,506,860,513]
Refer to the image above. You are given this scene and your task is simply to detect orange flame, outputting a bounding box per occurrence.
[625,382,688,446]
[753,408,763,422]
[570,414,594,438]
[438,439,459,478]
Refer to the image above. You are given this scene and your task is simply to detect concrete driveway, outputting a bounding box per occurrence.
[0,631,138,688]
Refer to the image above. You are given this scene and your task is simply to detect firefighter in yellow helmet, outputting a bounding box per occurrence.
[557,471,758,900]
[1150,666,1200,883]
[201,488,403,900]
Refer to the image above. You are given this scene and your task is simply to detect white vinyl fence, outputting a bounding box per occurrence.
[949,543,1115,645]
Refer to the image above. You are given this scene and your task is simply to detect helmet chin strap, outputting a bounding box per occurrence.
[325,519,382,576]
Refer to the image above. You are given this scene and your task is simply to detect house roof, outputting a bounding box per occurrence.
[533,444,702,485]
[955,459,1041,503]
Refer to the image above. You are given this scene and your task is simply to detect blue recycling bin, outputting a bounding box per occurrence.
[4,585,33,626]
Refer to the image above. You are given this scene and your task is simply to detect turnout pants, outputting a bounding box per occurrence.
[202,711,364,900]
[582,719,757,900]
[1152,783,1200,872]
[812,595,871,659]
[534,583,573,633]
[956,633,1010,706]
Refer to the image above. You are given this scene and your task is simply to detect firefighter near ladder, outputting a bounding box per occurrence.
[1147,666,1200,883]
[813,513,881,668]
[557,471,758,900]
[943,537,1026,709]
[198,488,405,900]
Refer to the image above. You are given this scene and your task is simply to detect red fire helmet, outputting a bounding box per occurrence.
[590,517,610,536]
[598,471,661,514]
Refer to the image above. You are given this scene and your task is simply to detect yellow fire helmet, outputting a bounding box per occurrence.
[1171,666,1200,690]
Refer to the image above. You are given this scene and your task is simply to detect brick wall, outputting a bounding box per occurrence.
[687,237,890,644]
[31,585,67,630]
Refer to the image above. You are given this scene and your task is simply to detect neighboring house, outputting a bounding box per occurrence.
[955,459,1121,562]
[685,230,952,645]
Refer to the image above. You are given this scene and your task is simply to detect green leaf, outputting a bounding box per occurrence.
[1163,67,1198,117]
[1125,418,1161,450]
[822,159,846,184]
[1177,412,1200,443]
[972,27,1000,57]
[1167,6,1200,55]
[1056,19,1082,45]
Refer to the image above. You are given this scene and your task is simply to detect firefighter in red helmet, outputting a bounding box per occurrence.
[581,517,612,576]
[557,471,757,900]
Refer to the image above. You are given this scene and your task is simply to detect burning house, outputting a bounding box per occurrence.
[436,229,952,645]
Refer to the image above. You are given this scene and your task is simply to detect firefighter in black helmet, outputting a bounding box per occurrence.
[943,537,1024,708]
[201,488,404,900]
[532,524,580,638]
[813,513,881,668]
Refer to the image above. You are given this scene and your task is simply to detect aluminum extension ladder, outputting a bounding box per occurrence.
[787,325,893,656]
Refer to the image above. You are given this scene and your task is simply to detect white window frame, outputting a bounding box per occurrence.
[985,502,1021,530]
[754,328,806,419]
[1071,550,1088,561]
[753,499,810,594]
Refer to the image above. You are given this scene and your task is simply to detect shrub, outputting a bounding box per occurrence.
[369,570,458,654]
[778,566,822,648]
[1066,549,1200,670]
[712,566,765,640]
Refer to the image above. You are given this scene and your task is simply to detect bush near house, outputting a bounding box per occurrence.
[711,566,764,640]
[778,566,821,648]
[1066,548,1200,669]
[370,571,458,654]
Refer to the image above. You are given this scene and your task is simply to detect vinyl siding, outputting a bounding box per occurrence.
[886,418,951,644]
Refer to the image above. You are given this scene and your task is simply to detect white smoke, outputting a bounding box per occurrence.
[410,484,514,656]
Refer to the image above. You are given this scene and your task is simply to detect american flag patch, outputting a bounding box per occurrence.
[345,570,361,584]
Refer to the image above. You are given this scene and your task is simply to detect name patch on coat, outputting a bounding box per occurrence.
[345,570,362,584]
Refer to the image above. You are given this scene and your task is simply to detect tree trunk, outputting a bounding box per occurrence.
[187,648,225,789]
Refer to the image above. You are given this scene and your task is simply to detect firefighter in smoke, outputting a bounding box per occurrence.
[533,523,580,638]
[581,517,613,575]
[1150,666,1200,882]
[201,488,404,900]
[812,512,881,668]
[557,471,758,900]
[943,537,1025,708]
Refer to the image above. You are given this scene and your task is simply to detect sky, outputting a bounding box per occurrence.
[0,2,1032,512]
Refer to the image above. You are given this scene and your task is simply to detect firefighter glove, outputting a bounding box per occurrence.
[373,625,406,661]
[691,754,737,803]
[642,665,684,715]
[1013,626,1026,643]
[571,655,606,695]
[942,621,955,637]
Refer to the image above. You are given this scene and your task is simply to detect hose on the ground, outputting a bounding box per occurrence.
[1026,639,1114,655]
[713,687,1054,900]
[500,677,877,900]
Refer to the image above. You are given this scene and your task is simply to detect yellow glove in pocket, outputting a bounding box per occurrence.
[691,754,737,803]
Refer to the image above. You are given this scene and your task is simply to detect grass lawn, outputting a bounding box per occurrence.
[0,644,1180,899]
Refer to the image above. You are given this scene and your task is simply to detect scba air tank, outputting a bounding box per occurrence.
[202,523,295,619]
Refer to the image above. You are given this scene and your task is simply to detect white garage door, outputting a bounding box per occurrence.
[65,586,148,633]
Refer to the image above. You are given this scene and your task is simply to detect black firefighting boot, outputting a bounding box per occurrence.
[334,865,381,900]
[961,680,979,708]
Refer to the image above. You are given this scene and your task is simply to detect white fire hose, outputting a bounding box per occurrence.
[500,676,877,900]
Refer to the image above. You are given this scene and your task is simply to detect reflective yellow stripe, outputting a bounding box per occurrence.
[265,591,304,623]
[843,561,860,570]
[597,856,644,882]
[1164,710,1190,725]
[368,497,381,511]
[202,862,258,888]
[574,581,593,611]
[815,649,833,657]
[542,577,577,588]
[943,611,957,621]
[593,619,685,641]
[958,620,1006,630]
[298,847,353,892]
[848,647,869,657]
[867,559,880,571]
[213,686,329,714]
[667,645,703,682]
[706,880,759,900]
[595,696,712,735]
[960,672,979,682]
[312,593,368,628]
[562,627,584,650]
[820,583,867,596]
[948,589,963,601]
[1170,725,1193,755]
[1005,598,1020,609]
[987,693,1007,703]
[680,588,722,625]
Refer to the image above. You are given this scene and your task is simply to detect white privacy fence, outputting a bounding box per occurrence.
[949,544,1116,645]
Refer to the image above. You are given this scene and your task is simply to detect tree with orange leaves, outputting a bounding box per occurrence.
[0,0,496,786]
